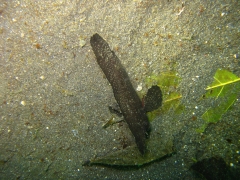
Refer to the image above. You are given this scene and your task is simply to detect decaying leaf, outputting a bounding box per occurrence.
[84,120,173,166]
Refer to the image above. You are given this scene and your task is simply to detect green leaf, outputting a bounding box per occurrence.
[202,93,237,124]
[205,69,240,91]
[145,72,184,121]
[198,69,240,132]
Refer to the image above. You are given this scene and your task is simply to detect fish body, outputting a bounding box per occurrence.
[90,33,150,154]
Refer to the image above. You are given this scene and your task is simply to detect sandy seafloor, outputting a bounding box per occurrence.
[0,0,239,179]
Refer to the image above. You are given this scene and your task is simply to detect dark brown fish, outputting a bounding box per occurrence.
[90,33,150,154]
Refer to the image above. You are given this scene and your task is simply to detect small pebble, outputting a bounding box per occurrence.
[79,39,86,47]
[221,12,226,16]
[40,75,45,80]
[136,83,142,91]
[233,54,238,59]
[20,101,26,106]
[72,129,78,136]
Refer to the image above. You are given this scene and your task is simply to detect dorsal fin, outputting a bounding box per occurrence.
[144,85,163,112]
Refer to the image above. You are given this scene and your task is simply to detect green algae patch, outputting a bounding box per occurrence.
[197,69,240,133]
[144,72,184,121]
[84,122,173,166]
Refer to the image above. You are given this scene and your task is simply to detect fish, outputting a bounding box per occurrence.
[90,33,162,154]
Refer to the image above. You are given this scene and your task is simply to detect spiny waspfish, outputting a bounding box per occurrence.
[90,33,162,154]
